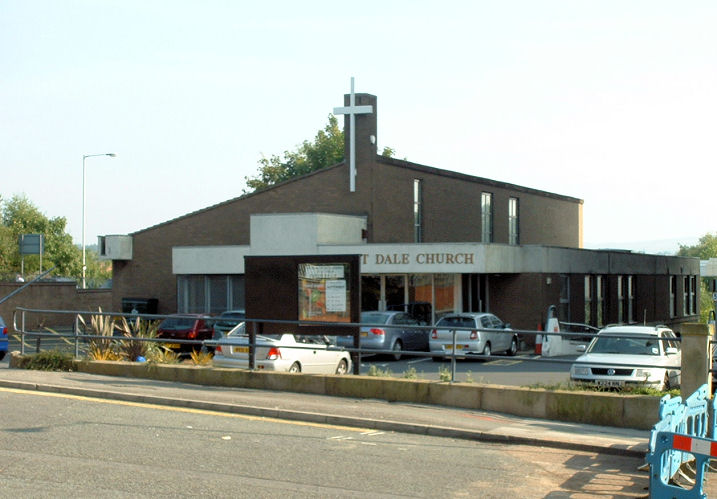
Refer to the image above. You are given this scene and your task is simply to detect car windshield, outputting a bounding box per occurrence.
[226,323,247,337]
[216,312,245,327]
[436,316,476,328]
[159,317,196,329]
[587,335,661,356]
[361,312,390,325]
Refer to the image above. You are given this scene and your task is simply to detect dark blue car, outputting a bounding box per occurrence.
[0,315,8,361]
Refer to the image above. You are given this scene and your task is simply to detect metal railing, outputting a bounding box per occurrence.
[8,307,683,385]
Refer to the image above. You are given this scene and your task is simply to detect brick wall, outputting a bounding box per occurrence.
[0,282,112,329]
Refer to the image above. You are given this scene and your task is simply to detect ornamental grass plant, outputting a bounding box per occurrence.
[79,308,122,361]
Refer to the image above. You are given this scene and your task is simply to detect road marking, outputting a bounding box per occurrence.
[0,386,369,433]
[484,359,522,366]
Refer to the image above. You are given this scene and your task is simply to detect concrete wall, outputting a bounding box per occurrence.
[49,358,661,430]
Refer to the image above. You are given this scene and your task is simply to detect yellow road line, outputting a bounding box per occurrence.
[0,386,368,433]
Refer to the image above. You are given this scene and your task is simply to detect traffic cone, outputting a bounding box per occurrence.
[535,323,543,355]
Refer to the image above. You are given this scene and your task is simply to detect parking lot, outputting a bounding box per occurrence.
[2,331,573,387]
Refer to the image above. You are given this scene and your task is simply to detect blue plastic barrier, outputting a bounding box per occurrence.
[647,384,712,498]
[648,431,715,498]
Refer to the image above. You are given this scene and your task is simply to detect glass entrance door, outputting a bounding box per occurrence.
[384,275,407,310]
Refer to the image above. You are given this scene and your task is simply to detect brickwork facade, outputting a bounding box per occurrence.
[0,282,112,329]
[106,91,698,335]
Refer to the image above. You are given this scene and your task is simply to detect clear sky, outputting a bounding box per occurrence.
[1,1,715,254]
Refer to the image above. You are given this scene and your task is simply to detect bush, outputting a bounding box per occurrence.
[147,347,181,365]
[79,308,120,361]
[21,350,74,371]
[115,317,161,361]
[528,381,680,397]
[367,365,392,377]
[190,349,213,366]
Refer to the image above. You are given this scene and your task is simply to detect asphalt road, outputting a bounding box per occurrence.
[0,387,649,498]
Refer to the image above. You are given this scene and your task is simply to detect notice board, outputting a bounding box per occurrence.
[244,254,360,337]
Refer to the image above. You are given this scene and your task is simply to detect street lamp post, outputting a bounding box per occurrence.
[82,153,116,289]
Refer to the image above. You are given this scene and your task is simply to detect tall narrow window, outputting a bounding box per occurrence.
[627,276,634,323]
[584,276,592,326]
[691,276,697,315]
[683,276,689,316]
[508,197,519,245]
[413,179,423,243]
[596,276,605,327]
[559,274,570,323]
[617,276,624,324]
[481,192,493,243]
[669,276,676,318]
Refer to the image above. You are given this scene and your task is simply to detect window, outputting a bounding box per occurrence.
[413,179,423,243]
[481,192,493,243]
[177,275,245,313]
[685,276,697,315]
[596,276,606,327]
[626,276,634,323]
[508,197,519,245]
[558,275,570,323]
[584,276,592,325]
[617,276,624,324]
[669,276,676,318]
[617,275,636,324]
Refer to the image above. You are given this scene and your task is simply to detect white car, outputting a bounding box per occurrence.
[212,324,351,375]
[429,312,518,360]
[569,325,681,390]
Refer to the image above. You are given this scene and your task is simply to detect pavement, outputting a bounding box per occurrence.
[0,365,649,458]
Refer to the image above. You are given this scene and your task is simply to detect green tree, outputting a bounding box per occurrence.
[244,115,397,193]
[678,232,717,322]
[244,115,344,193]
[678,233,717,259]
[0,194,110,286]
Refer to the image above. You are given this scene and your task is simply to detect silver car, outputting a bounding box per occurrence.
[429,313,518,360]
[213,324,351,375]
[336,311,428,360]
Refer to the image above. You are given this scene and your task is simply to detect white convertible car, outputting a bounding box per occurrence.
[212,324,351,375]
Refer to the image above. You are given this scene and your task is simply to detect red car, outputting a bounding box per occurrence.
[157,314,213,353]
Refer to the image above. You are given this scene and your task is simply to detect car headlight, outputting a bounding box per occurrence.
[572,366,589,376]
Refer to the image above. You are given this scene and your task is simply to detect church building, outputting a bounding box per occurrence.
[100,84,700,338]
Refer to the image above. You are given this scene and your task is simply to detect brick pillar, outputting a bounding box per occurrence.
[680,323,711,398]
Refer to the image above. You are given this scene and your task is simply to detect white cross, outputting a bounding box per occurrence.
[333,77,373,192]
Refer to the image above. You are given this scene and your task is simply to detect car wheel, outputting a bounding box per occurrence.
[506,337,518,356]
[431,354,444,362]
[289,362,301,373]
[482,343,491,358]
[391,340,403,361]
[0,351,5,361]
[335,359,348,375]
